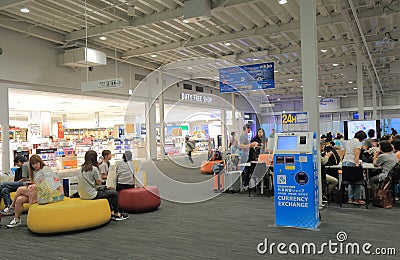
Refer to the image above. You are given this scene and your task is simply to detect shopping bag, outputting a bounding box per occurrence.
[34,167,64,205]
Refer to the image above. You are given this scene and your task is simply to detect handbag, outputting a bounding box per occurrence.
[373,177,392,209]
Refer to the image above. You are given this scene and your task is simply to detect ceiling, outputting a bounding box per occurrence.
[1,0,400,103]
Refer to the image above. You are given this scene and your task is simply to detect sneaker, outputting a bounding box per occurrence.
[322,195,328,202]
[1,206,15,216]
[347,199,354,204]
[354,200,365,205]
[115,213,129,221]
[7,218,21,228]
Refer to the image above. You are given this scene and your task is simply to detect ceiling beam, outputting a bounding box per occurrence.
[0,0,35,11]
[122,2,400,58]
[65,0,261,42]
[0,14,65,44]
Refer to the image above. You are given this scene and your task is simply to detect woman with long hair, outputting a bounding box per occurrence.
[6,155,46,228]
[77,150,128,221]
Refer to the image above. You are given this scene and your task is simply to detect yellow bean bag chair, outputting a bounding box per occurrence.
[27,198,111,234]
[0,192,30,212]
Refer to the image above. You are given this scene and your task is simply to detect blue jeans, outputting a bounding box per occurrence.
[0,181,25,206]
[342,161,362,200]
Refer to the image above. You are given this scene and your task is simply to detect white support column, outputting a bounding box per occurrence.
[0,85,10,175]
[231,93,236,133]
[357,51,364,118]
[300,0,322,205]
[221,109,227,151]
[159,70,165,161]
[145,100,157,161]
[372,81,378,119]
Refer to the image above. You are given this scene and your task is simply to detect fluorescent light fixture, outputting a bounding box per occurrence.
[277,98,281,101]
[274,70,278,73]
[300,85,303,88]
[348,81,353,83]
[282,110,286,113]
[182,19,190,23]
[20,6,30,13]
[288,78,294,81]
[187,66,193,69]
[99,36,107,41]
[266,94,270,97]
[224,42,232,46]
[150,54,157,57]
[252,58,259,61]
[353,87,357,90]
[332,63,339,66]
[278,0,287,4]
[321,49,328,53]
[318,95,322,98]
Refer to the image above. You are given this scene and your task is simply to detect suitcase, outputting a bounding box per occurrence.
[213,171,225,192]
[225,171,241,193]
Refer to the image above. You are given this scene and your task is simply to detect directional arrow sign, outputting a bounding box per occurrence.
[81,78,124,91]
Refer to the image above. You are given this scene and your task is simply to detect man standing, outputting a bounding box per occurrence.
[1,155,29,215]
[240,124,258,189]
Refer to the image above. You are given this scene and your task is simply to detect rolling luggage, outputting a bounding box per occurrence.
[225,171,241,193]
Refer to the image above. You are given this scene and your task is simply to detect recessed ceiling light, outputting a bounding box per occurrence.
[278,0,287,4]
[266,94,270,97]
[252,58,259,61]
[182,19,190,23]
[300,85,303,88]
[224,42,232,46]
[150,54,157,57]
[274,70,278,73]
[277,98,281,101]
[20,6,30,13]
[187,66,193,69]
[321,49,328,53]
[318,95,322,98]
[353,87,358,90]
[332,63,339,66]
[99,36,107,41]
[288,78,294,81]
[348,81,353,83]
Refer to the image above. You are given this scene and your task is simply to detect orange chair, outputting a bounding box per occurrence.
[258,154,274,166]
[200,160,223,174]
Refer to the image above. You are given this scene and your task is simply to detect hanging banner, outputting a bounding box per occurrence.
[81,78,124,92]
[219,62,275,93]
[57,121,64,139]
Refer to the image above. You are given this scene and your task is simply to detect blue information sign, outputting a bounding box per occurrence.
[219,62,275,93]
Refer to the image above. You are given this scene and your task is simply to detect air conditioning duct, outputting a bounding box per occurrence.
[57,47,107,68]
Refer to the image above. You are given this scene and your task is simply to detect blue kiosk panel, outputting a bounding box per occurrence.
[273,132,320,229]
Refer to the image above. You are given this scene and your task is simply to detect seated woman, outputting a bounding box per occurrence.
[115,151,135,191]
[77,150,128,221]
[6,155,45,228]
[372,140,397,190]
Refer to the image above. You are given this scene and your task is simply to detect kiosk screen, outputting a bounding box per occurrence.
[276,135,297,151]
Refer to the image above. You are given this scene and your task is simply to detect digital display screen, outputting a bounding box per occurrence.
[344,120,380,140]
[276,136,297,151]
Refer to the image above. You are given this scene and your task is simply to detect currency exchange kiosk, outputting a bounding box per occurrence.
[273,132,320,229]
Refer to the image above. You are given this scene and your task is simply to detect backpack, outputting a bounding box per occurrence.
[373,176,392,209]
[360,149,373,163]
[324,146,340,166]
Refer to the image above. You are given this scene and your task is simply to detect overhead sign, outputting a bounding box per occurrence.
[81,78,124,92]
[181,93,212,103]
[281,112,308,132]
[319,98,338,112]
[219,62,275,93]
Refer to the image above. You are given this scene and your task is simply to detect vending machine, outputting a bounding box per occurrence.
[273,132,320,229]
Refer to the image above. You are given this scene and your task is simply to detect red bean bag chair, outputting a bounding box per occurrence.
[200,160,223,174]
[118,186,161,213]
